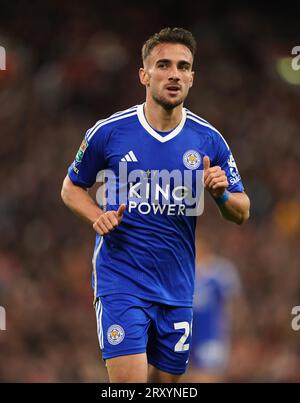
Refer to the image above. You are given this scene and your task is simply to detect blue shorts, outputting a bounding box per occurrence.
[94,293,193,375]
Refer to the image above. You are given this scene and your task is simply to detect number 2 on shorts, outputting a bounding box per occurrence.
[174,321,191,352]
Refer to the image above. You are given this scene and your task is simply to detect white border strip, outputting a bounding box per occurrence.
[137,103,186,143]
[186,115,230,150]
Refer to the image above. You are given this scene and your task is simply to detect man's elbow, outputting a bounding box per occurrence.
[61,185,68,206]
[237,209,250,225]
[237,194,251,225]
[61,176,72,206]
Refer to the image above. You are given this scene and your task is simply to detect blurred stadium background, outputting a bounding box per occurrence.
[0,0,299,382]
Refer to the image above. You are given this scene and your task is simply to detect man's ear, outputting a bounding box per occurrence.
[139,67,149,86]
[189,71,195,88]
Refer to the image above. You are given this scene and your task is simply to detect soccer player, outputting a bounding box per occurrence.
[61,27,250,383]
[185,240,242,382]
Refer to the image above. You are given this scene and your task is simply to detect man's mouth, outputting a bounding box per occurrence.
[166,85,181,94]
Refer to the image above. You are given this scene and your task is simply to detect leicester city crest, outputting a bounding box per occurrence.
[183,150,201,170]
[107,324,125,345]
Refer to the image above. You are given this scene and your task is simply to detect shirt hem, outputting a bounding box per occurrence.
[95,289,193,307]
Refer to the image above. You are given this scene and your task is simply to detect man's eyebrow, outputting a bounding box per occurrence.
[155,59,170,64]
[178,60,192,67]
[156,59,192,66]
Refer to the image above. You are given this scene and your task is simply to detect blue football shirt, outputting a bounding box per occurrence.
[190,257,241,369]
[68,104,244,306]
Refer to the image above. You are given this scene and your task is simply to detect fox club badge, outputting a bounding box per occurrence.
[183,150,201,170]
[107,324,125,345]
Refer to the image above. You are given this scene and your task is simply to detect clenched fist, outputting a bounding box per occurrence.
[203,156,228,198]
[93,204,126,235]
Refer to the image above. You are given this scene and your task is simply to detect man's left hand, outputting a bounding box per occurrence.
[203,155,229,198]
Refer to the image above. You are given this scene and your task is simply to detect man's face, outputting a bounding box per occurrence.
[140,43,194,110]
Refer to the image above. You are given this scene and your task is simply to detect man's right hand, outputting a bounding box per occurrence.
[93,204,126,236]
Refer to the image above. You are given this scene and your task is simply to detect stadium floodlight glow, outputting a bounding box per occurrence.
[0,46,6,70]
[276,56,300,85]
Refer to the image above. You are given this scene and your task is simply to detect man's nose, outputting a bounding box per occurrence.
[168,66,180,81]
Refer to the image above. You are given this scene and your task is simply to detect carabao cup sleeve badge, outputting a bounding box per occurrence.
[75,138,89,163]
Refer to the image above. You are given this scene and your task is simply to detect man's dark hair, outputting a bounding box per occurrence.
[142,27,197,63]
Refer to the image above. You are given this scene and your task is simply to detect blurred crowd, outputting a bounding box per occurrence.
[0,1,299,382]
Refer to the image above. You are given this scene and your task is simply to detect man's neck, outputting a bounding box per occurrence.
[144,98,183,132]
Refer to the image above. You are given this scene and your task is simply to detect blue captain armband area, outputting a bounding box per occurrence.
[214,190,230,205]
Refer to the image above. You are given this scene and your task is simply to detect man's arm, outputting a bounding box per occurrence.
[61,175,126,235]
[216,191,250,225]
[203,156,250,225]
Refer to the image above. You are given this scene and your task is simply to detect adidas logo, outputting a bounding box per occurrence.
[121,150,138,162]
